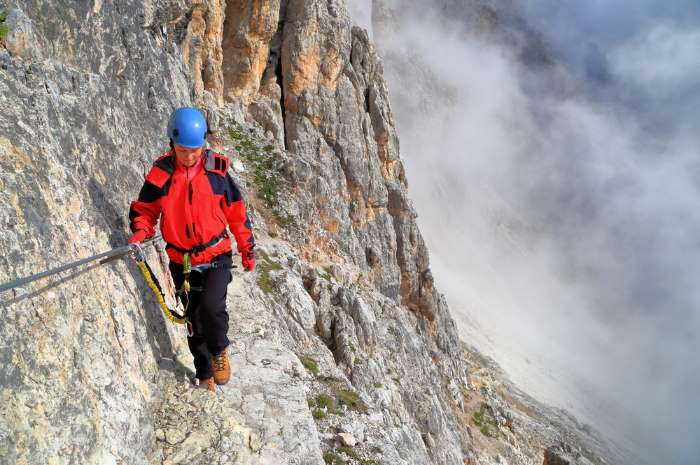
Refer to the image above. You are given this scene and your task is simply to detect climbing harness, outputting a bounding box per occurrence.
[176,252,231,299]
[132,246,235,337]
[174,252,236,333]
[162,231,229,324]
[164,230,227,256]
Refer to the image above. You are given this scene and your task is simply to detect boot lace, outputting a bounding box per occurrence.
[214,352,227,372]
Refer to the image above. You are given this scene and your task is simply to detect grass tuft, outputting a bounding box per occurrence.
[336,388,368,414]
[480,424,493,437]
[299,355,319,376]
[318,375,342,386]
[323,450,347,465]
[316,394,336,410]
[336,446,358,459]
[0,9,10,43]
[256,249,283,295]
[229,123,282,210]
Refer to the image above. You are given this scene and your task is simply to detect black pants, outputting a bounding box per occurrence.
[169,252,232,380]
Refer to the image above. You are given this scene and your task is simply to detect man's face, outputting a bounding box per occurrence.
[174,144,203,167]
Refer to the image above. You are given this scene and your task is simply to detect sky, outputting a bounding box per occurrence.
[346,1,700,464]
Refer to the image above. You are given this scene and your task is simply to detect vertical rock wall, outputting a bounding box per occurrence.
[0,1,196,463]
[208,0,445,322]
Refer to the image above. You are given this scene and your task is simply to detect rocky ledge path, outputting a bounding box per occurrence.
[151,248,326,465]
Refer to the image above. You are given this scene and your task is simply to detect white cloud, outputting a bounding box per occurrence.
[611,23,700,92]
[345,0,373,36]
[347,2,700,464]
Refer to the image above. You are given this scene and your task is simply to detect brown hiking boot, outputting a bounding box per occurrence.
[197,377,216,392]
[212,350,231,385]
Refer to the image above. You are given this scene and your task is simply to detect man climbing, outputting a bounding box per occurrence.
[128,107,256,392]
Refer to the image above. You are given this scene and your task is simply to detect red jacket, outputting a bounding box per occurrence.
[129,150,255,265]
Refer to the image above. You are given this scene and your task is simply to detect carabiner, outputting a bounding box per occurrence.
[129,243,146,262]
[183,253,192,275]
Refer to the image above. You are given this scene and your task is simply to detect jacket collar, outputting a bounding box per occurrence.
[175,155,204,180]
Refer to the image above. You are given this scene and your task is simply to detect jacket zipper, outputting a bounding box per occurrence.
[186,165,195,241]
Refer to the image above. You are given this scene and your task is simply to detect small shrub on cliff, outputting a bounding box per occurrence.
[320,266,333,282]
[472,407,484,426]
[472,403,497,437]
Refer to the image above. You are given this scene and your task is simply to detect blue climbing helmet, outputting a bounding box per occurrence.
[167,107,207,148]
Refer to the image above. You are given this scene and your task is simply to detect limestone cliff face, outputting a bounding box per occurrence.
[0,2,616,465]
[178,1,437,325]
[0,2,192,464]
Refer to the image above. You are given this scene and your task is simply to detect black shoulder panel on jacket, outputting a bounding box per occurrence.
[137,181,162,203]
[154,154,176,174]
[137,177,172,203]
[207,172,243,206]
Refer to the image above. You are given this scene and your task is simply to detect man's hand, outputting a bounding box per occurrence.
[128,230,148,244]
[242,248,256,272]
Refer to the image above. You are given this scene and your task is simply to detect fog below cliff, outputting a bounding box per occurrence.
[348,1,700,464]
